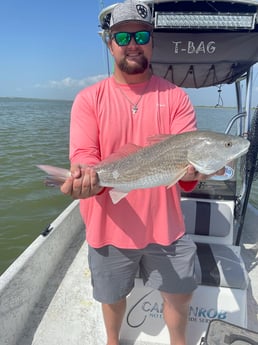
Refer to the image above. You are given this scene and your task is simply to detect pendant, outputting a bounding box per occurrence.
[132,105,138,114]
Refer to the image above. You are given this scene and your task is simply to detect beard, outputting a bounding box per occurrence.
[118,54,149,74]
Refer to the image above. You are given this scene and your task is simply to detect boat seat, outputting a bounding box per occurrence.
[194,242,248,289]
[181,197,249,290]
[181,197,234,245]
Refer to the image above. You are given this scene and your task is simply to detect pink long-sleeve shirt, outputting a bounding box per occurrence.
[70,75,197,249]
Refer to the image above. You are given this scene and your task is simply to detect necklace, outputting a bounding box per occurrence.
[117,79,150,115]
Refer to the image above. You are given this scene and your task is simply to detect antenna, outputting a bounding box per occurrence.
[99,0,104,10]
[99,0,111,76]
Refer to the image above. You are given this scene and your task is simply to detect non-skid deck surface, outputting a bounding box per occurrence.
[19,236,106,345]
[18,234,166,345]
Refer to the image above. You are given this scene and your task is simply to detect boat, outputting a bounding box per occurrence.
[1,1,258,344]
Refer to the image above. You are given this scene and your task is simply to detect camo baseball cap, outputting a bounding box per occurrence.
[109,0,153,29]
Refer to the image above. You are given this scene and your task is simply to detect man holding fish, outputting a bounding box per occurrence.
[60,1,226,344]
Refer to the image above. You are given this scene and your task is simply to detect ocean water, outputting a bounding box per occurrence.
[0,98,72,274]
[0,98,257,275]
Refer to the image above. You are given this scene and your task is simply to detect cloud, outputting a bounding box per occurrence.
[35,74,107,90]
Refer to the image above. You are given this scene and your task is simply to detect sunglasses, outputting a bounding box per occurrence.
[111,31,151,46]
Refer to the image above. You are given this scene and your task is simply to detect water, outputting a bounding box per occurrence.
[0,99,257,275]
[0,98,72,274]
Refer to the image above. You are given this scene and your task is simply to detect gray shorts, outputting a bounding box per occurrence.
[88,234,197,304]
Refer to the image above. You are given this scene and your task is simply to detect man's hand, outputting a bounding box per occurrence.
[181,165,225,182]
[60,164,103,199]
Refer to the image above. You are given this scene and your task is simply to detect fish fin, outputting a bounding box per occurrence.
[97,144,142,166]
[37,165,71,187]
[37,165,71,178]
[147,134,173,145]
[109,189,128,204]
[166,167,189,188]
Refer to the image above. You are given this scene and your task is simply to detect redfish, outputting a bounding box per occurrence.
[37,130,250,204]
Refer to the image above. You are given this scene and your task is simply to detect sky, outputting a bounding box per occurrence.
[0,0,257,106]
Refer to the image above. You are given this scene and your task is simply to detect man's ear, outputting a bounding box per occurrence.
[101,30,111,45]
[105,32,114,55]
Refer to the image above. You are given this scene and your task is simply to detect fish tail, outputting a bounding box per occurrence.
[37,165,71,187]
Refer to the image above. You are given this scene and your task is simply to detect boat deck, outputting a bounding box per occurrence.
[18,231,166,345]
[16,206,258,345]
[18,232,106,345]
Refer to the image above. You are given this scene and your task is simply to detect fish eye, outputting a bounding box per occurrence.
[225,141,233,148]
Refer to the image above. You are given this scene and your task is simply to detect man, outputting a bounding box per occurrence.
[61,1,223,344]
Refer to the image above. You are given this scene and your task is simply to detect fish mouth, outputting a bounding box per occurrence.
[225,142,250,166]
[233,142,250,159]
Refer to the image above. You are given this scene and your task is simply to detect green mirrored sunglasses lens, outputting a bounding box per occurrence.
[135,31,150,44]
[115,32,131,46]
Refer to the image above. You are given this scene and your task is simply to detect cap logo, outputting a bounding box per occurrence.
[136,4,148,19]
